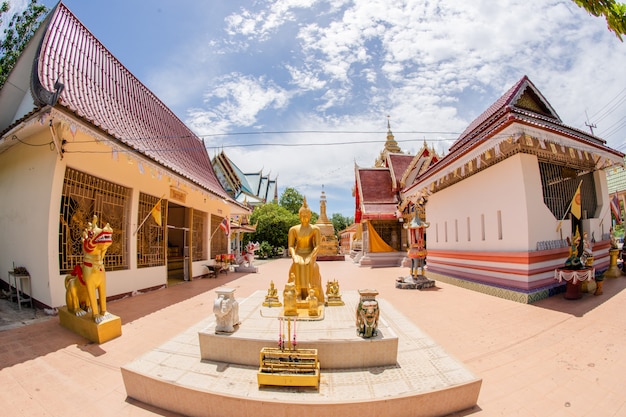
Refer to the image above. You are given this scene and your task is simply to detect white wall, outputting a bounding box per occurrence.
[428,153,539,251]
[1,114,234,308]
[0,128,59,307]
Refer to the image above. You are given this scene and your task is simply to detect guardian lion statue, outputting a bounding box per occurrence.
[64,215,113,324]
[243,241,260,267]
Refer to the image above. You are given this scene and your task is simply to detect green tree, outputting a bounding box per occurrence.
[331,213,353,237]
[0,0,48,89]
[573,0,626,40]
[279,187,318,222]
[246,203,299,250]
[279,187,304,215]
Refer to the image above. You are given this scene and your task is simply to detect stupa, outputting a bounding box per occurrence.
[316,186,344,261]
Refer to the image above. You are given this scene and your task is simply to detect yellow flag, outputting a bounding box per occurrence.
[150,200,162,226]
[570,181,582,219]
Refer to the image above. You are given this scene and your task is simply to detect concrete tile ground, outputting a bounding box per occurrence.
[1,257,625,417]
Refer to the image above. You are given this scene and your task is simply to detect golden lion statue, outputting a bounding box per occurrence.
[64,215,113,324]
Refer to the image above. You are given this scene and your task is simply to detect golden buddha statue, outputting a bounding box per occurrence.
[288,198,323,302]
[263,280,282,307]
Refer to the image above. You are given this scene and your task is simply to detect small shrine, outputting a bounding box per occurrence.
[554,182,599,299]
[396,208,435,289]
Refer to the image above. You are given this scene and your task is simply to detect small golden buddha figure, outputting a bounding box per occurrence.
[283,280,297,316]
[263,280,282,307]
[307,288,319,317]
[325,278,344,306]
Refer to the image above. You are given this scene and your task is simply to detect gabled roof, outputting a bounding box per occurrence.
[355,167,398,220]
[387,153,414,189]
[212,150,278,205]
[400,144,439,188]
[407,76,624,196]
[10,3,228,198]
[449,75,612,155]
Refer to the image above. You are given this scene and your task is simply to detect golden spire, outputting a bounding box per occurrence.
[385,115,401,153]
[375,116,402,166]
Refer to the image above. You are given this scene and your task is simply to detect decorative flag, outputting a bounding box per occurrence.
[611,192,622,224]
[570,181,582,219]
[150,200,162,226]
[219,217,230,236]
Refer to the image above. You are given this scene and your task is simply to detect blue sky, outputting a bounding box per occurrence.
[6,0,626,217]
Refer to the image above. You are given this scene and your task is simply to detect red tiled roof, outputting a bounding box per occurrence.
[361,204,398,220]
[451,76,531,153]
[387,153,413,188]
[356,168,398,219]
[413,76,623,187]
[32,4,227,198]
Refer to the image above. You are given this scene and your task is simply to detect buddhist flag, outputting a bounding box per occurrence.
[150,200,162,226]
[611,192,622,224]
[570,181,582,219]
[219,217,230,236]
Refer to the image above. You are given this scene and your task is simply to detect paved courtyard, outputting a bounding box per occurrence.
[1,258,625,416]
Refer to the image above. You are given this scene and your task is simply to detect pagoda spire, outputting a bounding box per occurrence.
[385,115,401,153]
[375,116,402,166]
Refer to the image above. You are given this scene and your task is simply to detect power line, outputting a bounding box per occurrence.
[201,130,461,137]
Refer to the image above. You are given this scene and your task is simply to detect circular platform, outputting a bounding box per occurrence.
[121,291,481,417]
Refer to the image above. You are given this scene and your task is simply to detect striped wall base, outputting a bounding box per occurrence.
[426,271,567,304]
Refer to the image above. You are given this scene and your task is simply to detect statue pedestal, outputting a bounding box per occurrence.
[555,268,594,300]
[396,275,436,289]
[58,306,122,344]
[603,249,622,278]
[564,281,582,300]
[234,265,258,273]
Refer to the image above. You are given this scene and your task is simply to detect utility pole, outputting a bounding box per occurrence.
[585,111,596,135]
[585,121,597,135]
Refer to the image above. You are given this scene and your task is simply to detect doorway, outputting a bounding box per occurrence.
[166,203,190,286]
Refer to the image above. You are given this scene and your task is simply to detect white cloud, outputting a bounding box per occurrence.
[129,0,626,215]
[187,74,290,136]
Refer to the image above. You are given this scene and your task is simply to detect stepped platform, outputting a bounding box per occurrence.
[121,290,481,417]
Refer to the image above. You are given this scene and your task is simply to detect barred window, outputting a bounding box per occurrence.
[59,168,130,273]
[210,214,228,257]
[192,209,206,260]
[137,193,165,268]
[539,162,596,219]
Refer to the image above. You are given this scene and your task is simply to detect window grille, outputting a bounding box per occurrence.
[539,162,596,219]
[210,214,228,256]
[192,210,206,260]
[137,193,165,268]
[59,168,130,273]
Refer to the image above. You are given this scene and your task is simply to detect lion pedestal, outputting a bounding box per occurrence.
[59,307,121,343]
[59,216,121,344]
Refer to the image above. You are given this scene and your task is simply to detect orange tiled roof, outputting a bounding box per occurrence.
[31,3,227,198]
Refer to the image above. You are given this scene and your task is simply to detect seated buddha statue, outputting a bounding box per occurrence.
[287,198,323,302]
